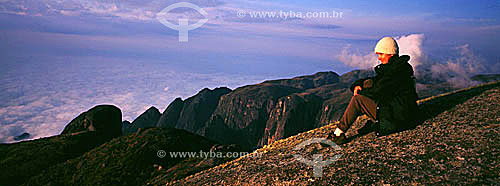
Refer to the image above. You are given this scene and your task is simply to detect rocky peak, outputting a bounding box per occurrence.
[124,106,161,135]
[156,98,184,128]
[156,87,232,135]
[132,106,161,127]
[61,105,122,139]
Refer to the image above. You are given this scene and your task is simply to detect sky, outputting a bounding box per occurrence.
[0,0,499,142]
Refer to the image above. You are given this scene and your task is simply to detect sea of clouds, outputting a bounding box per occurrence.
[0,56,272,143]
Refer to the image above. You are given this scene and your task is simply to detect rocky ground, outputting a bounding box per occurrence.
[164,82,500,185]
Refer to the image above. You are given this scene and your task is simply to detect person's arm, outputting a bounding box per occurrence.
[361,64,413,99]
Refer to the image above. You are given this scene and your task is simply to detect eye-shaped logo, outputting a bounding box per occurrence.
[157,2,208,42]
[293,138,342,178]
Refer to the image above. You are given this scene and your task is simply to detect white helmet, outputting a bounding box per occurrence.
[374,36,399,55]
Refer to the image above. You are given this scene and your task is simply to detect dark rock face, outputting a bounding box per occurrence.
[156,87,231,134]
[121,120,132,135]
[199,84,303,149]
[156,98,184,128]
[315,89,353,127]
[259,93,323,147]
[61,105,122,138]
[124,106,161,135]
[132,106,161,128]
[176,87,231,133]
[13,132,30,141]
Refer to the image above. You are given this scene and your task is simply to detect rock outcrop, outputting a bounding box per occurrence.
[199,84,303,150]
[156,98,184,128]
[156,87,231,134]
[61,105,122,139]
[133,106,161,128]
[175,87,231,133]
[124,106,161,135]
[121,120,132,135]
[259,92,323,147]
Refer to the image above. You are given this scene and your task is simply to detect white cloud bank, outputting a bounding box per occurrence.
[336,33,490,88]
[0,56,271,143]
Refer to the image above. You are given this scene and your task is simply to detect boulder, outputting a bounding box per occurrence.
[61,105,122,139]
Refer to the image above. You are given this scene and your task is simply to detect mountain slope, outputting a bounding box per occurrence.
[0,105,123,185]
[164,81,500,185]
[24,128,243,186]
[0,131,115,185]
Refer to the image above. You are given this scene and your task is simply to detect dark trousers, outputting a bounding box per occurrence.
[339,95,378,132]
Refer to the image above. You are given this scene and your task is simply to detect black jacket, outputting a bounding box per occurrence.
[350,55,418,135]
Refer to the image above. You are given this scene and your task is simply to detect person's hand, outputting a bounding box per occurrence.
[354,86,362,95]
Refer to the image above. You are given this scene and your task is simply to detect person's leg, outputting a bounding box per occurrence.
[338,95,377,132]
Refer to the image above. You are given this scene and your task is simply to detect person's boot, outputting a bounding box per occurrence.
[327,127,346,145]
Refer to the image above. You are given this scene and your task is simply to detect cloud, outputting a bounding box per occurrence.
[306,24,341,30]
[427,44,488,88]
[336,33,490,88]
[0,55,273,143]
[395,34,426,69]
[0,0,358,41]
[337,44,377,69]
[0,0,227,22]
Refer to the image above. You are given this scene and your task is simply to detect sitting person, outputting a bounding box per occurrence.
[328,36,419,144]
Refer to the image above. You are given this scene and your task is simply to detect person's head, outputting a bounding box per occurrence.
[374,36,399,64]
